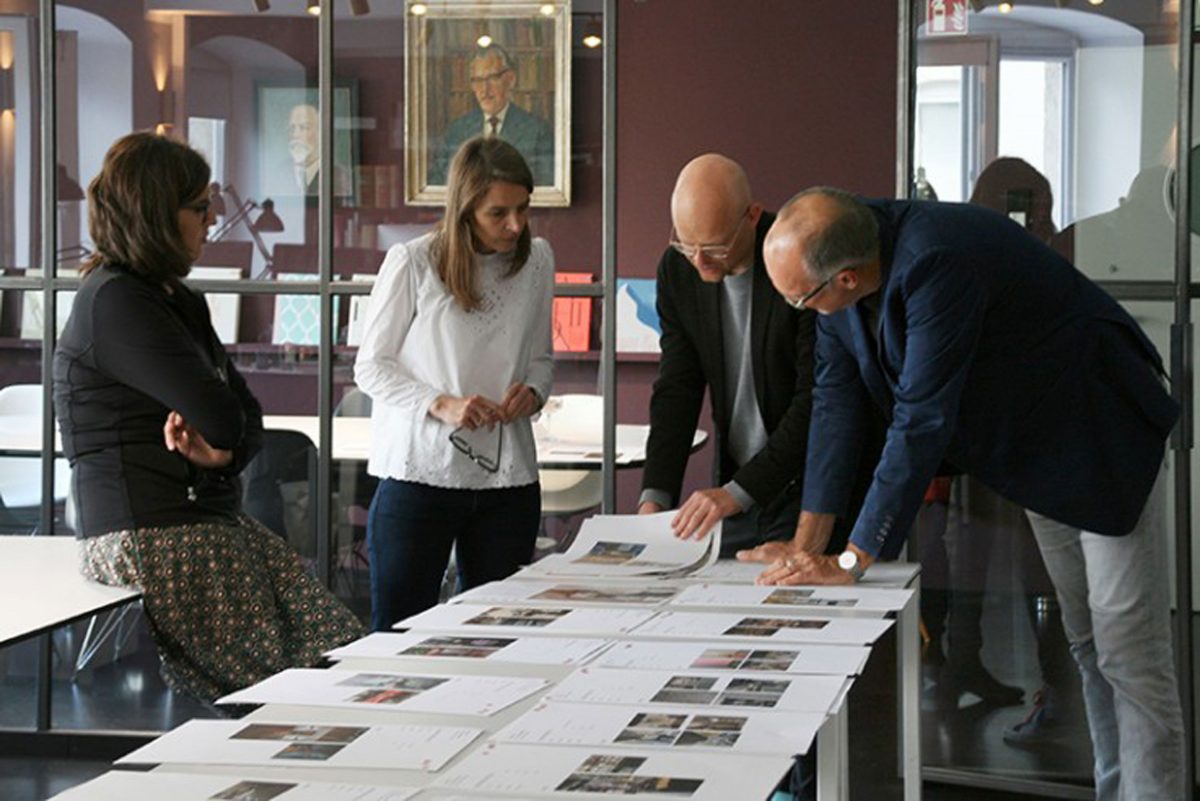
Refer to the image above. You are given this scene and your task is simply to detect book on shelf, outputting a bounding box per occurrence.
[553,272,593,352]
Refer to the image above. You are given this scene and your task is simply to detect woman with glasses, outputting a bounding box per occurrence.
[53,132,363,702]
[355,136,554,630]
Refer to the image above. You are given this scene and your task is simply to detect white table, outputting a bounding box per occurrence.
[262,415,706,468]
[0,536,140,648]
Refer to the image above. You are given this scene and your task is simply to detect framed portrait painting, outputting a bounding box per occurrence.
[257,83,358,203]
[405,0,572,207]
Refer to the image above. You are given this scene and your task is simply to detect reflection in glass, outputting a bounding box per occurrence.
[913,0,1182,792]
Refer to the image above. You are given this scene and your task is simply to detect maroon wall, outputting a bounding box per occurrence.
[612,0,898,509]
[616,0,898,280]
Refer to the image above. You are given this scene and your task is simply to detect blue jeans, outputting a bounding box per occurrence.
[366,479,541,631]
[1026,467,1185,800]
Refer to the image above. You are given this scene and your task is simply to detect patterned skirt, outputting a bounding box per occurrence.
[79,514,365,702]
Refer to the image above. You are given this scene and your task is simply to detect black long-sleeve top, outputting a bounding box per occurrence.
[53,264,264,539]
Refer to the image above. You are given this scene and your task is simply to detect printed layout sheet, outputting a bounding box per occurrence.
[433,743,793,801]
[48,771,419,801]
[116,720,481,771]
[218,668,548,717]
[694,558,920,587]
[395,603,655,637]
[633,610,893,645]
[591,640,871,677]
[327,632,610,666]
[522,513,719,578]
[669,583,914,614]
[494,699,822,756]
[452,579,680,607]
[547,668,850,715]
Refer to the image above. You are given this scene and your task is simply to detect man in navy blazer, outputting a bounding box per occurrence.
[429,44,553,186]
[742,187,1184,800]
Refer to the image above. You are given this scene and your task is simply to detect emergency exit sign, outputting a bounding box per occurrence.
[927,0,969,36]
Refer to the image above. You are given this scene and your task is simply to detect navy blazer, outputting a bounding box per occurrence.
[430,103,554,185]
[804,200,1178,558]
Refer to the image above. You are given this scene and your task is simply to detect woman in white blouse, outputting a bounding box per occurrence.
[354,137,554,630]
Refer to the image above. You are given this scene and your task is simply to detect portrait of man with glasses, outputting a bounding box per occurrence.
[429,43,554,186]
[638,154,880,560]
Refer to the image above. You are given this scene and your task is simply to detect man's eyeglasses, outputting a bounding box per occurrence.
[181,199,211,217]
[469,68,513,88]
[784,275,834,310]
[668,206,750,264]
[450,425,503,473]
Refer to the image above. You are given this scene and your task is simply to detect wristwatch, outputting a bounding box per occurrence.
[837,550,865,582]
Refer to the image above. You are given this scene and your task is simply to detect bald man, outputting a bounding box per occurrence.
[636,154,819,557]
[744,187,1183,801]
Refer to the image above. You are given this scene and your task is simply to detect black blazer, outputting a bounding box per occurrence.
[642,212,817,511]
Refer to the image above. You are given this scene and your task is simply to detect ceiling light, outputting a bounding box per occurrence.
[477,33,492,47]
[539,3,556,15]
[1087,0,1104,5]
[998,1,1013,11]
[410,2,427,14]
[582,15,602,48]
[306,0,320,16]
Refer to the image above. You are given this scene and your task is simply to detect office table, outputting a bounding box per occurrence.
[262,415,706,469]
[0,536,140,649]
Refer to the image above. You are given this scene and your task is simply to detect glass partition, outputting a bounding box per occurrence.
[911,0,1187,794]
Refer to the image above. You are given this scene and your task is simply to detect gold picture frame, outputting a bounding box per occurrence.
[405,0,572,207]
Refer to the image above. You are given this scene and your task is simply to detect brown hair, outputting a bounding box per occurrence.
[430,136,534,311]
[82,132,211,281]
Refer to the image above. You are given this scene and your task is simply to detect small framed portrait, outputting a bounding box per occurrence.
[405,0,572,207]
[257,83,358,202]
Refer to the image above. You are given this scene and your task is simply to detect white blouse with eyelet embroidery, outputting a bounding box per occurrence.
[354,232,554,489]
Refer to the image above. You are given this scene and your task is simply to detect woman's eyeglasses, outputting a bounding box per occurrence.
[449,425,503,473]
[181,199,211,217]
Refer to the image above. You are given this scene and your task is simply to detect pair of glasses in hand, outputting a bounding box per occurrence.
[450,424,503,473]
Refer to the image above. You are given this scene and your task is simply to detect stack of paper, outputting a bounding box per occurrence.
[669,583,914,614]
[327,631,611,667]
[49,772,420,801]
[590,640,872,677]
[116,720,480,771]
[433,743,793,800]
[494,699,823,756]
[218,668,548,716]
[452,579,681,607]
[521,513,719,579]
[546,668,850,715]
[632,609,893,646]
[394,603,655,637]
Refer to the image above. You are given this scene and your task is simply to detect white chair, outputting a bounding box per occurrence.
[0,384,70,530]
[535,394,605,555]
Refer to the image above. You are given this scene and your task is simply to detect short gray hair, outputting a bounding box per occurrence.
[473,43,515,72]
[781,186,880,281]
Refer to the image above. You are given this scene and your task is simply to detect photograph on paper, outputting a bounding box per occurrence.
[218,668,547,717]
[546,668,849,715]
[433,743,793,800]
[590,641,871,676]
[325,631,610,666]
[116,719,481,771]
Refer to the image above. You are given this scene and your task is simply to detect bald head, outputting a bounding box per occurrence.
[668,154,760,281]
[671,154,752,228]
[765,187,881,313]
